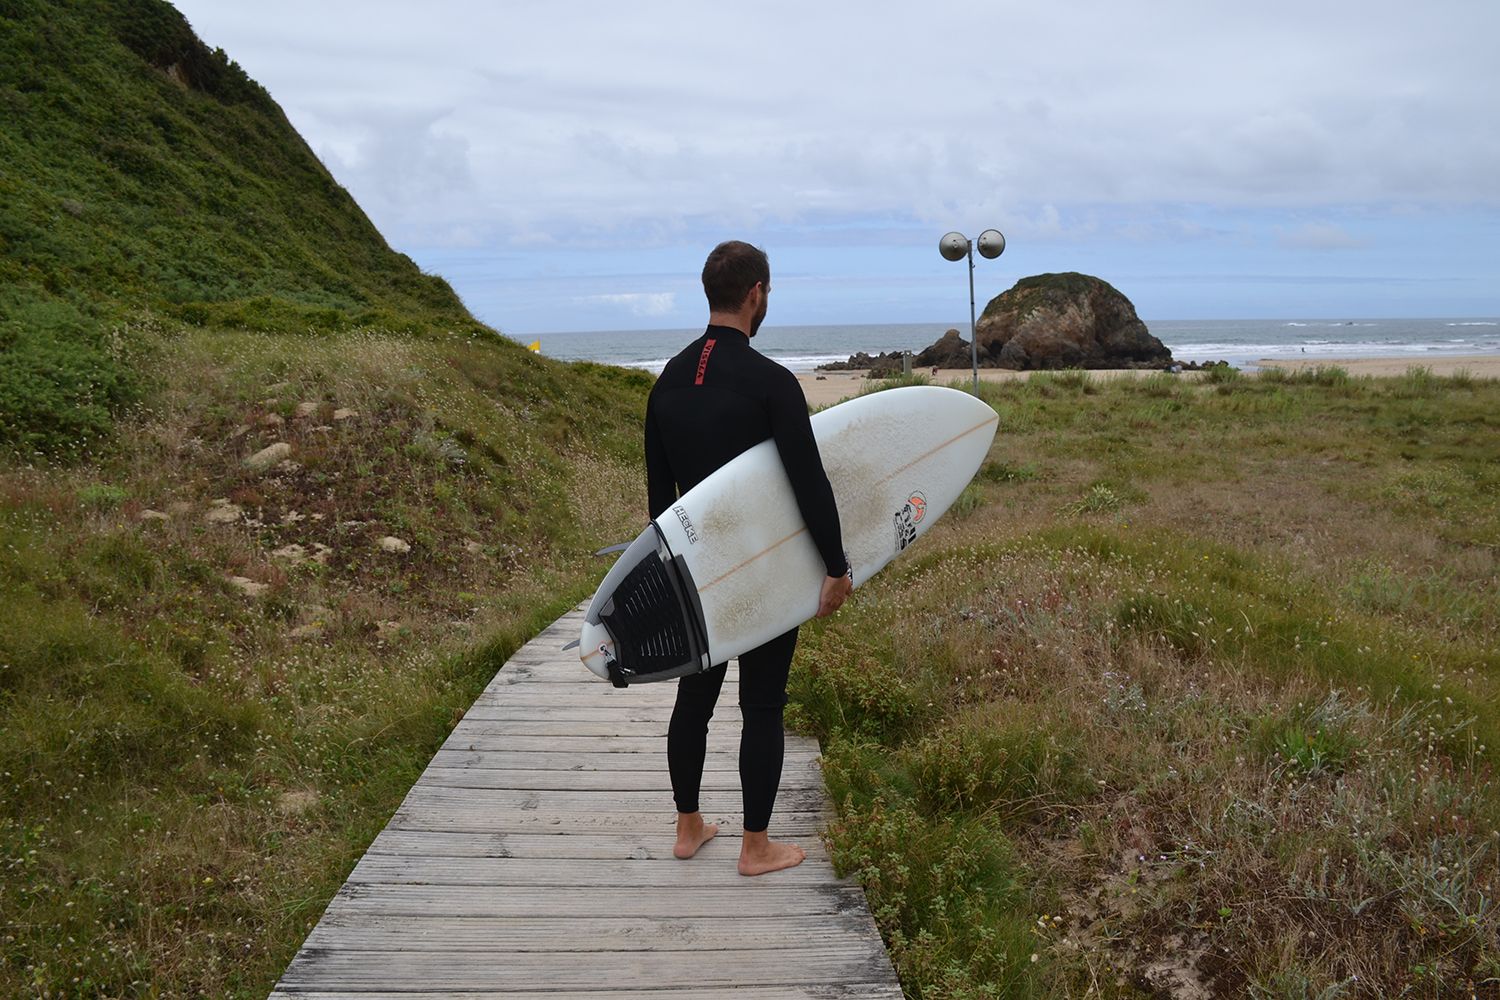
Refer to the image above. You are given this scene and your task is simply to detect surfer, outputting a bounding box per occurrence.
[644,240,853,876]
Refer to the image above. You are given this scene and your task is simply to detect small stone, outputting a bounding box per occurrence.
[288,623,325,640]
[464,540,484,555]
[260,397,280,407]
[138,509,170,522]
[332,408,359,422]
[204,501,243,524]
[294,401,319,419]
[310,425,334,433]
[375,620,404,639]
[271,544,309,563]
[378,536,411,554]
[230,424,251,439]
[260,413,285,428]
[311,543,333,564]
[227,575,268,597]
[281,510,305,525]
[275,789,318,814]
[244,442,292,472]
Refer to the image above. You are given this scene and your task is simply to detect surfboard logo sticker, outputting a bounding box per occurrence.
[907,491,927,524]
[672,504,699,544]
[893,493,924,552]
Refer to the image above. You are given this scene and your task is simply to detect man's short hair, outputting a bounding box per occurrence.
[701,241,769,312]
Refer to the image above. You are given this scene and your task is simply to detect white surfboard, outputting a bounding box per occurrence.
[579,385,998,685]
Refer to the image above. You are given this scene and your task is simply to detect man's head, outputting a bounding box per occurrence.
[702,241,770,336]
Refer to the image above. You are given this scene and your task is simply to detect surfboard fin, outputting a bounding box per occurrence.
[560,639,580,651]
[593,541,631,556]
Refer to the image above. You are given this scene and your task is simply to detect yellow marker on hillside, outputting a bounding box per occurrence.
[527,340,541,353]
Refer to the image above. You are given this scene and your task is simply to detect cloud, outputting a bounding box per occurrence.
[1275,223,1368,250]
[584,293,677,318]
[168,1,1500,326]
[175,0,1500,252]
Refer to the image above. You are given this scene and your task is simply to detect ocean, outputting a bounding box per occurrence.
[524,318,1500,374]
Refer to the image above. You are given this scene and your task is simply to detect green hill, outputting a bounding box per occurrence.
[0,2,652,994]
[0,0,492,457]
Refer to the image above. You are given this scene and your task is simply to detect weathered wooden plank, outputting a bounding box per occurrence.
[386,809,830,836]
[273,986,903,999]
[418,762,822,791]
[472,685,735,704]
[428,749,820,772]
[394,785,828,814]
[279,946,893,991]
[323,883,871,918]
[436,734,740,754]
[364,829,807,861]
[346,854,844,888]
[300,913,876,952]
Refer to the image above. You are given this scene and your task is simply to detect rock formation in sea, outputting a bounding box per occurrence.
[913,329,972,369]
[973,272,1171,370]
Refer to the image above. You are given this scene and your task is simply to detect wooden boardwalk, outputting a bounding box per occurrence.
[271,604,901,999]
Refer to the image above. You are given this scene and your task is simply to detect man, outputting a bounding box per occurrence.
[644,240,853,876]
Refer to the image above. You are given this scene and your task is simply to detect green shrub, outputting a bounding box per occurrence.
[0,307,138,459]
[902,712,1084,820]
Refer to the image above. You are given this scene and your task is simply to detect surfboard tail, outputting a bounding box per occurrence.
[579,524,712,686]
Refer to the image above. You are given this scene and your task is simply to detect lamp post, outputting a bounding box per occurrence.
[939,229,1006,394]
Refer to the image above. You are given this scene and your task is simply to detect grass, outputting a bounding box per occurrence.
[0,324,651,996]
[790,368,1500,999]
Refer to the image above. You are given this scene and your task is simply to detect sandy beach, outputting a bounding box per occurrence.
[1255,353,1500,378]
[795,366,1199,407]
[796,355,1500,407]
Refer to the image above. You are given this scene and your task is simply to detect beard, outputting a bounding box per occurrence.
[749,295,768,337]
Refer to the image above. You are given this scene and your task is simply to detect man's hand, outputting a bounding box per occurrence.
[816,572,853,618]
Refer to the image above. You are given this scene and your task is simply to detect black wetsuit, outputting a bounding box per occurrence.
[645,325,846,832]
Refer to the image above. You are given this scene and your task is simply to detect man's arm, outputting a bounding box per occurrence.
[644,395,677,521]
[766,371,847,579]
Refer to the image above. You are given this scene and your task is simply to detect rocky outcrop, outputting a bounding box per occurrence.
[974,273,1170,370]
[913,329,972,369]
[817,350,905,375]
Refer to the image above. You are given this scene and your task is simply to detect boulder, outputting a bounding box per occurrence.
[227,575,268,597]
[817,350,904,375]
[244,442,292,472]
[914,329,972,369]
[204,499,243,524]
[973,273,1171,370]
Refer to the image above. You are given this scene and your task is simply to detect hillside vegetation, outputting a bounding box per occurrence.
[798,368,1500,998]
[0,0,488,458]
[1,2,652,995]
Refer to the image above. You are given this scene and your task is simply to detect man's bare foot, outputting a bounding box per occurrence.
[738,829,806,876]
[673,812,719,859]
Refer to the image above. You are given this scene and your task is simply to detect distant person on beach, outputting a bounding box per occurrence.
[643,240,852,876]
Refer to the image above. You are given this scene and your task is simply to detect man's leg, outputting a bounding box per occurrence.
[736,626,806,876]
[667,661,727,858]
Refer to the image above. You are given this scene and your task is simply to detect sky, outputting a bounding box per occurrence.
[173,0,1500,334]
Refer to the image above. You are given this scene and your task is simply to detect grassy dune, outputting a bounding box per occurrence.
[1,323,651,996]
[794,367,1499,999]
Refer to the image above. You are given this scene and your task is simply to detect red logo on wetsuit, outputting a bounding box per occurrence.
[694,338,717,385]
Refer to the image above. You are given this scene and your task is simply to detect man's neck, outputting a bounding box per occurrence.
[706,311,753,337]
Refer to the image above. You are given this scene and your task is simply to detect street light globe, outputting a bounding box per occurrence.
[939,231,970,262]
[977,229,1006,259]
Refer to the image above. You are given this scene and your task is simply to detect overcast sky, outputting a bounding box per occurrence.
[174,0,1499,333]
